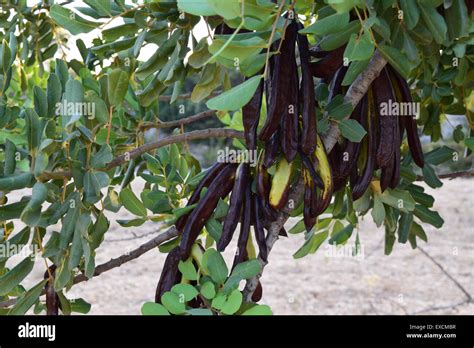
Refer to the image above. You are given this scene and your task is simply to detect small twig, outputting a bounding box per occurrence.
[417,246,472,302]
[158,91,221,101]
[105,128,243,170]
[139,110,216,130]
[0,226,179,309]
[416,169,474,181]
[410,299,471,315]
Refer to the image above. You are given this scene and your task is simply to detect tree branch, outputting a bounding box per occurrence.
[243,49,388,302]
[39,128,243,180]
[139,110,216,130]
[158,91,221,101]
[105,128,243,170]
[416,169,474,181]
[0,226,179,309]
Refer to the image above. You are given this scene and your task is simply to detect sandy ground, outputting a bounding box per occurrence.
[11,178,474,315]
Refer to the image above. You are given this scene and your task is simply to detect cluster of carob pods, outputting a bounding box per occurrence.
[155,19,424,305]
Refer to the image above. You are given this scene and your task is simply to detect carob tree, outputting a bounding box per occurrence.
[0,0,473,315]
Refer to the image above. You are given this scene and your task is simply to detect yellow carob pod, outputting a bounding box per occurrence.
[269,157,294,210]
[313,135,334,215]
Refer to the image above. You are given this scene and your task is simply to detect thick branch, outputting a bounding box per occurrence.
[105,128,243,169]
[73,226,179,285]
[0,226,179,309]
[139,110,216,130]
[243,49,388,302]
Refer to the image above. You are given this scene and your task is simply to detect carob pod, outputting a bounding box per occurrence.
[256,156,278,221]
[338,96,367,180]
[179,163,237,259]
[175,161,227,232]
[300,152,324,189]
[297,22,317,155]
[253,195,268,262]
[231,185,252,270]
[269,157,295,210]
[263,128,280,168]
[242,75,264,150]
[389,66,424,168]
[259,20,298,141]
[313,136,334,215]
[310,45,346,81]
[155,247,182,303]
[303,169,317,231]
[351,89,377,201]
[217,163,250,251]
[252,280,263,302]
[281,61,299,162]
[373,67,397,169]
[44,265,59,316]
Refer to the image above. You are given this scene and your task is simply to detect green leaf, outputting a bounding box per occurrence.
[299,12,349,36]
[107,69,129,107]
[242,304,273,315]
[202,248,228,284]
[414,204,444,228]
[25,109,41,151]
[371,194,385,227]
[380,188,416,212]
[445,0,469,40]
[378,44,412,79]
[141,302,170,315]
[464,137,474,152]
[70,298,91,314]
[91,144,113,168]
[0,227,30,263]
[320,20,361,51]
[68,213,91,270]
[84,0,111,16]
[422,164,443,188]
[200,281,216,300]
[400,0,420,29]
[293,231,329,259]
[342,59,370,86]
[329,224,353,245]
[205,218,222,242]
[424,146,456,165]
[178,259,198,281]
[288,219,306,234]
[0,256,34,296]
[161,291,186,315]
[171,284,199,302]
[206,75,262,111]
[208,0,241,19]
[50,5,100,35]
[119,187,147,217]
[220,289,242,315]
[230,259,261,280]
[20,182,48,227]
[47,74,62,118]
[0,172,33,191]
[344,32,374,62]
[398,213,413,243]
[177,0,217,16]
[33,86,48,118]
[8,279,48,315]
[339,119,367,142]
[418,2,447,44]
